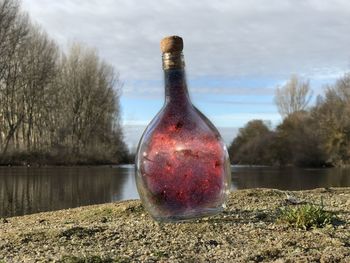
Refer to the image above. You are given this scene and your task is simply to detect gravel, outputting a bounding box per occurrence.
[0,188,349,262]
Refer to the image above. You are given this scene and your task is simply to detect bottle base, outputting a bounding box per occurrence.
[151,207,224,223]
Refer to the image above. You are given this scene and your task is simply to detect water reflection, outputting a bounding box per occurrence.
[231,166,350,190]
[1,165,350,218]
[0,166,137,218]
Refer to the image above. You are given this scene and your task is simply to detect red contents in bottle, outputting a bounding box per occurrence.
[139,111,225,214]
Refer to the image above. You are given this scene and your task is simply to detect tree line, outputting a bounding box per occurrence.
[228,74,350,167]
[0,0,128,165]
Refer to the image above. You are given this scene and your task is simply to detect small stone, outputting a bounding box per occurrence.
[207,240,219,247]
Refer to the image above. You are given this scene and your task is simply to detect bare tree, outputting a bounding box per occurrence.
[274,75,313,118]
[0,0,127,164]
[0,1,30,156]
[312,73,350,165]
[21,26,58,152]
[0,0,21,78]
[56,43,124,159]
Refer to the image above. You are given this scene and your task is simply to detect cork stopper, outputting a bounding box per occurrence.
[160,36,183,53]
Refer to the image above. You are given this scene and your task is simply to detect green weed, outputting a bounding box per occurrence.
[277,198,336,230]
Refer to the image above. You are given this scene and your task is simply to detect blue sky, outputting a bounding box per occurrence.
[22,0,350,150]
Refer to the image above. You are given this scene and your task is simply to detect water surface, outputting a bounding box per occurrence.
[1,165,349,217]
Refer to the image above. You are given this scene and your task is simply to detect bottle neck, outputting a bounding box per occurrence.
[162,52,190,105]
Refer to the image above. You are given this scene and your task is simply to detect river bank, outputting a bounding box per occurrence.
[1,188,349,262]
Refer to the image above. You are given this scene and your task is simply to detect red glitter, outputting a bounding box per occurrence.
[136,105,229,218]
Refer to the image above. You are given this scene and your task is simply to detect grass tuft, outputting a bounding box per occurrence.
[153,250,168,259]
[277,198,336,230]
[59,227,104,240]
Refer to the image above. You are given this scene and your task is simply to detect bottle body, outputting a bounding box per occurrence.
[135,38,231,222]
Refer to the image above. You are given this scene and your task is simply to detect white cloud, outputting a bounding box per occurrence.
[123,120,150,126]
[210,113,282,127]
[22,0,350,83]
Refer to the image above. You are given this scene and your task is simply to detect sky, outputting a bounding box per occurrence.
[22,0,350,150]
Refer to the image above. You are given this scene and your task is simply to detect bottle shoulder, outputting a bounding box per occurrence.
[138,102,224,148]
[135,102,229,170]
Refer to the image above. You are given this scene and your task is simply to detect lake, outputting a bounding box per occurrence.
[1,165,350,218]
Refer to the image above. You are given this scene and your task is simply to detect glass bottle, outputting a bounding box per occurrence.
[135,36,231,222]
